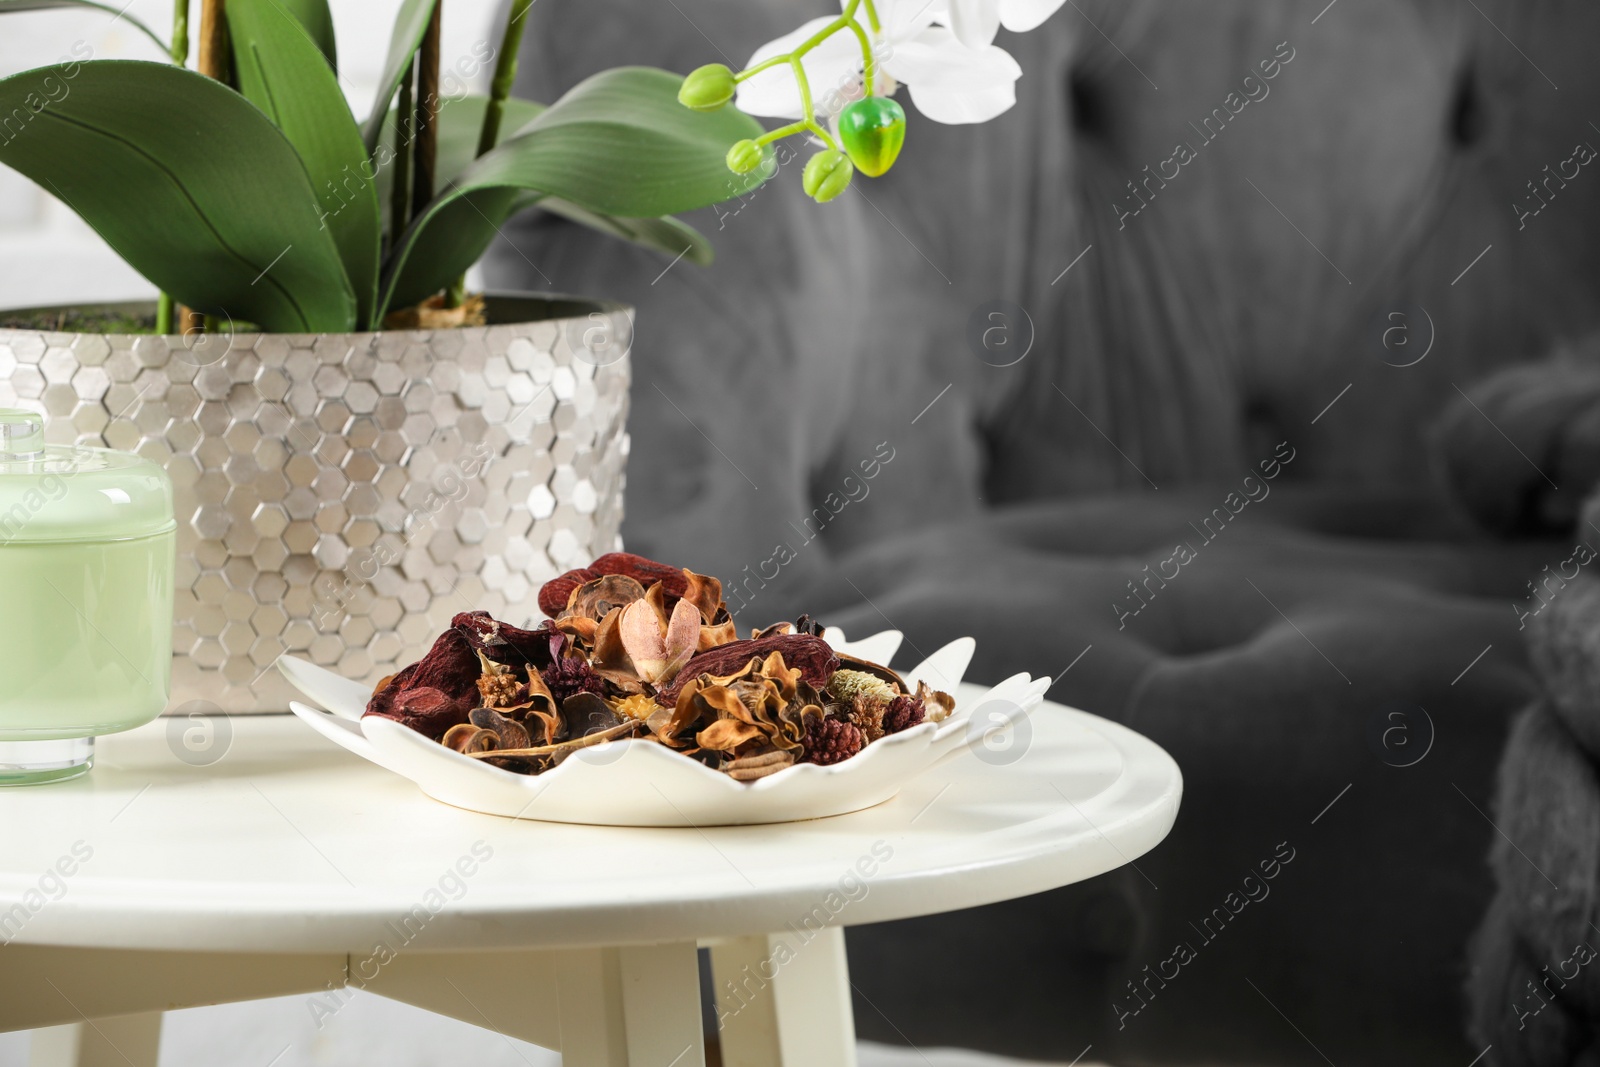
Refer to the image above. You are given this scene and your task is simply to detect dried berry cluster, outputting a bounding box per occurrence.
[364,552,955,780]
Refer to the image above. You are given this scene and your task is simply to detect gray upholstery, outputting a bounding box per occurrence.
[488,1,1600,1061]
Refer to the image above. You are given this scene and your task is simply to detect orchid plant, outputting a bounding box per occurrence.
[0,0,1062,336]
[679,0,1065,201]
[0,0,765,334]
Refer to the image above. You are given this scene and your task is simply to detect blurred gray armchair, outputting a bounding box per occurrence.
[488,1,1600,1062]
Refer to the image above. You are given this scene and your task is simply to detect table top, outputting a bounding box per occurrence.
[0,692,1181,955]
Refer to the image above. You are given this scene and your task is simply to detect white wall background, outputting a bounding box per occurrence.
[0,0,499,310]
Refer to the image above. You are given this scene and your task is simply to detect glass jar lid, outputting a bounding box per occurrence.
[0,409,175,545]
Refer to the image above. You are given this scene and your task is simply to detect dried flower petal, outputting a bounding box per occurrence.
[680,569,725,624]
[382,687,472,740]
[542,653,605,703]
[365,627,480,739]
[613,694,658,721]
[452,611,561,672]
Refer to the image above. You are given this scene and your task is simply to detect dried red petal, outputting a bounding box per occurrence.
[451,611,561,671]
[656,634,839,707]
[539,567,601,618]
[370,686,473,740]
[367,628,479,720]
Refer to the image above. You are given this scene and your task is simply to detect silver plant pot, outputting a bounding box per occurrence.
[0,293,632,714]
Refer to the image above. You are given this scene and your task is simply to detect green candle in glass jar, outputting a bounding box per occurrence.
[0,409,175,784]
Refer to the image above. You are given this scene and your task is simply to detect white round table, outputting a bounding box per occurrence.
[0,688,1180,1067]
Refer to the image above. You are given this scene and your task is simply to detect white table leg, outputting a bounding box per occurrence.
[557,947,628,1067]
[619,942,705,1067]
[29,1013,162,1067]
[710,928,857,1067]
[556,943,707,1067]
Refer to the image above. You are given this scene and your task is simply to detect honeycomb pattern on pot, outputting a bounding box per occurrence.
[0,314,631,714]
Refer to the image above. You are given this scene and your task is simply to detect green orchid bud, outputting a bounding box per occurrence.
[802,148,853,204]
[838,96,907,178]
[726,139,769,175]
[678,63,737,111]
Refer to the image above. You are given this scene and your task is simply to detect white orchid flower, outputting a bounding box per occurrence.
[735,0,1026,126]
[946,0,1070,48]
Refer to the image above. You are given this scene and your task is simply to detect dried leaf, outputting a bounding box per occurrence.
[698,718,767,752]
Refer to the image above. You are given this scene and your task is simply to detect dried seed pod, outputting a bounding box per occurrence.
[882,694,925,734]
[539,567,602,619]
[563,692,624,737]
[469,705,532,751]
[919,684,956,724]
[656,635,839,708]
[850,692,888,742]
[563,574,646,623]
[591,552,690,599]
[833,652,909,696]
[803,717,864,765]
[443,723,499,754]
[828,669,896,705]
[723,749,795,781]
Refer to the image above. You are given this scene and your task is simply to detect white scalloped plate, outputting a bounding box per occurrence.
[278,630,1049,826]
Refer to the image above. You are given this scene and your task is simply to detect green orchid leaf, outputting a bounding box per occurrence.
[0,60,355,331]
[534,197,711,265]
[270,0,338,70]
[372,93,544,214]
[376,92,712,312]
[0,1,167,56]
[360,0,436,155]
[379,68,762,317]
[227,0,378,325]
